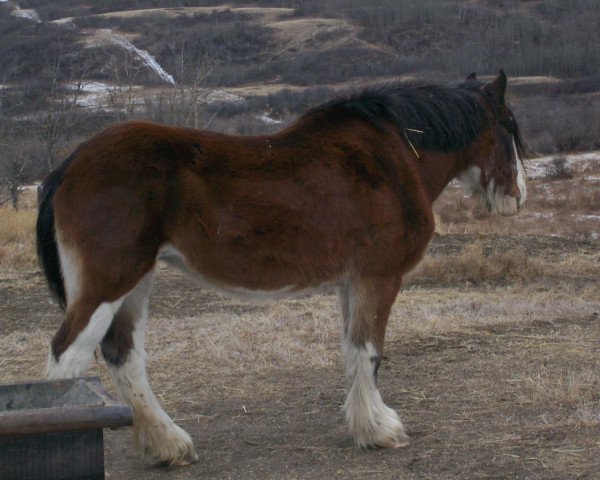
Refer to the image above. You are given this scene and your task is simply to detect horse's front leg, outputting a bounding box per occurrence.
[339,274,409,449]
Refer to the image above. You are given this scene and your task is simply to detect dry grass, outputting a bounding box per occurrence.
[0,207,37,270]
[53,6,294,23]
[522,369,599,407]
[388,287,599,337]
[265,18,356,55]
[2,266,597,385]
[0,331,50,383]
[419,243,545,285]
[520,368,600,422]
[149,294,341,379]
[416,242,599,287]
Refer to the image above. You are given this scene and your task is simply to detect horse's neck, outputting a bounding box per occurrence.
[412,150,468,203]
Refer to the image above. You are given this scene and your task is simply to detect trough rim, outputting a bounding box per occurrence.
[0,376,133,435]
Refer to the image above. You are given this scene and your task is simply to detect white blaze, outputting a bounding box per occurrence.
[514,138,527,209]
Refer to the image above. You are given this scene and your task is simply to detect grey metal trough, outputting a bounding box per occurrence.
[0,377,132,480]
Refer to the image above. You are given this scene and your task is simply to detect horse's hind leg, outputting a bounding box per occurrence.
[339,274,409,449]
[46,243,126,379]
[46,295,124,378]
[101,271,198,466]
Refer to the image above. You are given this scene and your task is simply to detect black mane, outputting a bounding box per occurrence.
[307,81,490,153]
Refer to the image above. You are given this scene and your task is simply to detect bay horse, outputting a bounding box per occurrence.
[36,71,526,466]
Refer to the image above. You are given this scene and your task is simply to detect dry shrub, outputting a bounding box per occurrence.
[0,208,37,269]
[419,243,545,285]
[434,194,473,226]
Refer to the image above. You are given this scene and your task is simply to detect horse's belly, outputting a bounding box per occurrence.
[157,243,336,302]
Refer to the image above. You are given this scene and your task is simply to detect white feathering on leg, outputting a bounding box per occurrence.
[343,340,408,448]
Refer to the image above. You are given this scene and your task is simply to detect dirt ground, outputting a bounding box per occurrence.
[1,234,598,479]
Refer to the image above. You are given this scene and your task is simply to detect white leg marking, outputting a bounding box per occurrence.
[47,298,125,379]
[55,233,83,306]
[343,340,409,448]
[107,274,198,466]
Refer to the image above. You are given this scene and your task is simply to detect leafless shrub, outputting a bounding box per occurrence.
[545,156,573,180]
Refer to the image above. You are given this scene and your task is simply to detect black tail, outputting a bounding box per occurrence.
[36,155,75,310]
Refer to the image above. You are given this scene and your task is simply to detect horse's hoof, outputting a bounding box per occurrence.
[375,431,410,449]
[167,450,199,467]
[136,422,199,467]
[391,439,410,449]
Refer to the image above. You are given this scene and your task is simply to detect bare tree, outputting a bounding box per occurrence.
[0,43,97,208]
[35,43,92,175]
[145,44,220,128]
[0,70,30,209]
[0,137,31,210]
[104,46,145,119]
[169,45,220,128]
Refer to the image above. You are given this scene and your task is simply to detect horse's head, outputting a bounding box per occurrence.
[459,70,527,216]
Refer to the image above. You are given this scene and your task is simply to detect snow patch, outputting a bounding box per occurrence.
[68,82,114,109]
[86,30,175,85]
[12,6,41,22]
[110,35,175,85]
[65,81,246,113]
[257,114,282,125]
[525,212,554,219]
[527,151,600,179]
[78,81,112,93]
[205,90,245,104]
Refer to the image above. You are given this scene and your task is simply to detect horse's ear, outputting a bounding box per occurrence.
[466,72,477,82]
[484,69,507,105]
